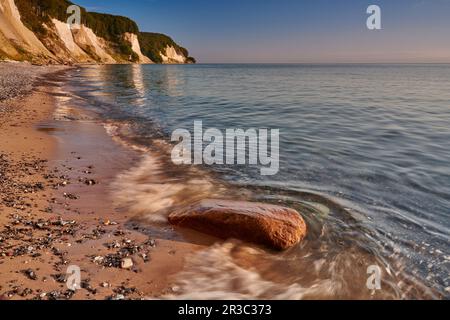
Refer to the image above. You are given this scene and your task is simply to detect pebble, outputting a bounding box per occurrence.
[22,269,38,280]
[0,63,42,101]
[121,258,134,269]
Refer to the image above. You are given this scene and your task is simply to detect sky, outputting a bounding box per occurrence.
[74,0,450,63]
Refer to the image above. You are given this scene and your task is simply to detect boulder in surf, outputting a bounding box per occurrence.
[168,199,307,250]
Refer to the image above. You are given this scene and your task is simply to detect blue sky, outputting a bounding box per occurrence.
[75,0,450,63]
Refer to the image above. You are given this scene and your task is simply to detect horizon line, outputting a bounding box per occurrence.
[180,62,450,65]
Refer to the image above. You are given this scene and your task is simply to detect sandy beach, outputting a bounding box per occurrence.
[0,62,206,300]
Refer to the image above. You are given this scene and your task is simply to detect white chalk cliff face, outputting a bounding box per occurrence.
[0,0,153,64]
[51,19,91,62]
[161,45,186,64]
[0,0,117,63]
[124,32,153,64]
[52,21,152,64]
[71,24,116,64]
[0,0,52,59]
[0,0,193,64]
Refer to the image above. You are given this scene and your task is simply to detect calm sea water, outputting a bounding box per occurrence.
[62,64,450,298]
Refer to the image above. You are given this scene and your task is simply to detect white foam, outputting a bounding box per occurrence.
[163,242,337,300]
[111,153,226,223]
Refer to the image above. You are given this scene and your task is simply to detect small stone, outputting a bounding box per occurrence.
[121,258,133,269]
[140,253,149,262]
[84,179,97,186]
[63,193,78,200]
[93,256,104,264]
[22,269,37,280]
[101,219,118,226]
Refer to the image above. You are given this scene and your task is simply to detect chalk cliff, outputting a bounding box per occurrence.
[0,0,194,64]
[139,32,196,64]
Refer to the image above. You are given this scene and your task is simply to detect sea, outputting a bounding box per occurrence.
[57,64,450,299]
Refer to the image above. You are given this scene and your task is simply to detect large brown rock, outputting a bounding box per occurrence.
[168,199,307,250]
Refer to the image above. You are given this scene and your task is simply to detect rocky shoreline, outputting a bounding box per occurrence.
[0,62,203,300]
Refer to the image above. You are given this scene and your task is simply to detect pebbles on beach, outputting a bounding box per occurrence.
[0,132,152,300]
[0,63,185,300]
[0,63,43,102]
[91,238,155,269]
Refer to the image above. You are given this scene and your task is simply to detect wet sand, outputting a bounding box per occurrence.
[0,63,204,300]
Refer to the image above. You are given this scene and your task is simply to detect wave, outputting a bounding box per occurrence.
[103,119,442,299]
[163,240,438,300]
[111,154,225,223]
